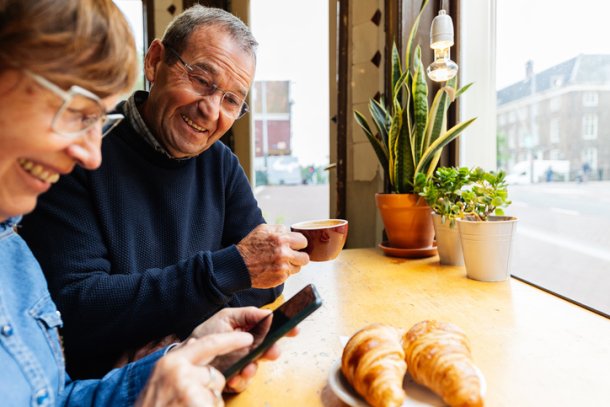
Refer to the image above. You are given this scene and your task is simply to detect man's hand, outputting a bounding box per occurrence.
[183,307,299,393]
[135,332,252,407]
[187,306,269,338]
[236,224,309,288]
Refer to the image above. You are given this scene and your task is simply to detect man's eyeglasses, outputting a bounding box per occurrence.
[165,47,249,120]
[25,70,123,139]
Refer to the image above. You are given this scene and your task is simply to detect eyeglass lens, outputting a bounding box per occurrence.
[101,115,123,138]
[184,71,248,119]
[53,93,106,136]
[53,98,123,138]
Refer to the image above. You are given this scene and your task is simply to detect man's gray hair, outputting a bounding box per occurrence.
[161,5,257,62]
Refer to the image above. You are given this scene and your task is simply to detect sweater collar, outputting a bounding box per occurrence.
[123,91,189,162]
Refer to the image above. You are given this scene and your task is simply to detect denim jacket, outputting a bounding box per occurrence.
[0,217,162,406]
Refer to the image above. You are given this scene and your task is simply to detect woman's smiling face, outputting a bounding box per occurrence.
[0,70,116,222]
[141,25,256,159]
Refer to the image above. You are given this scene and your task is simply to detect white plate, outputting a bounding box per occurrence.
[328,361,486,407]
[328,360,444,407]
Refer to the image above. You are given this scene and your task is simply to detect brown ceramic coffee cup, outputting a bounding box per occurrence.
[290,219,348,261]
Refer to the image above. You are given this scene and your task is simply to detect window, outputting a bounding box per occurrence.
[582,114,598,139]
[252,81,292,158]
[551,75,563,88]
[113,0,146,93]
[249,0,329,225]
[517,127,525,146]
[508,128,516,148]
[495,0,610,316]
[583,91,598,106]
[530,122,539,147]
[549,149,561,160]
[549,118,560,143]
[582,147,598,170]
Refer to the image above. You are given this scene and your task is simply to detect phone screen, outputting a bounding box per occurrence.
[222,283,323,378]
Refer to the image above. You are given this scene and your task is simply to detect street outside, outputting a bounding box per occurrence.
[508,181,610,316]
[255,182,610,316]
[254,184,329,227]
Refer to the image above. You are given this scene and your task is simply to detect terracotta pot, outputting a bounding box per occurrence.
[375,193,434,249]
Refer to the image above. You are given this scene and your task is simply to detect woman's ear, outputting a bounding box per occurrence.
[144,39,164,84]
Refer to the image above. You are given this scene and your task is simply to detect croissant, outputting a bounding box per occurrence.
[402,320,484,407]
[341,324,407,407]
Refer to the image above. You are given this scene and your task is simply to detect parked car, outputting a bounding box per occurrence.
[505,160,570,184]
[265,155,302,185]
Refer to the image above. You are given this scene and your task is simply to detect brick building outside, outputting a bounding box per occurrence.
[497,54,610,181]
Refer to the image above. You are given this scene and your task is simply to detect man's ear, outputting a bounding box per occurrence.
[144,39,164,84]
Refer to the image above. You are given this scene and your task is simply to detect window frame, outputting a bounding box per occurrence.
[583,91,599,107]
[457,0,497,169]
[582,113,598,140]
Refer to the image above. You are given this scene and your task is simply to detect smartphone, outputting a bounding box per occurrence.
[222,283,323,379]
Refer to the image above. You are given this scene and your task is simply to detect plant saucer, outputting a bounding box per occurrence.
[378,241,438,258]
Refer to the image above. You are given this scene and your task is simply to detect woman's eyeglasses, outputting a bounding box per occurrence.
[25,70,123,138]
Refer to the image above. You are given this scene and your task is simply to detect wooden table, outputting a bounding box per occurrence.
[225,248,610,406]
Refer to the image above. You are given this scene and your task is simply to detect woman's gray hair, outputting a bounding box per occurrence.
[161,5,257,63]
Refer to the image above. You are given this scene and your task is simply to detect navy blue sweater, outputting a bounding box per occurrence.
[21,111,281,379]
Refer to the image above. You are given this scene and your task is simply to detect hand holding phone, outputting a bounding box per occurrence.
[222,283,323,379]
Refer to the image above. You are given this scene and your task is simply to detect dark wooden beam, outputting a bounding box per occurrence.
[143,0,155,47]
[447,0,460,166]
[336,0,349,219]
[183,0,228,8]
[384,0,401,101]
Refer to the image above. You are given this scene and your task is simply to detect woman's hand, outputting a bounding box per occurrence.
[184,307,299,393]
[135,331,252,407]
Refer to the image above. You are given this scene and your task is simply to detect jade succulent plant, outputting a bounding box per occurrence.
[461,167,511,221]
[415,166,472,226]
[416,166,512,224]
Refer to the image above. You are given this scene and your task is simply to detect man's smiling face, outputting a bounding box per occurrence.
[142,25,255,158]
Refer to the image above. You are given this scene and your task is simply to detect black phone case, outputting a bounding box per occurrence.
[222,284,323,378]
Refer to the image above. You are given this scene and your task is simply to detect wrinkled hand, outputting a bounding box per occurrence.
[135,332,252,407]
[236,224,309,288]
[187,307,269,338]
[185,307,299,393]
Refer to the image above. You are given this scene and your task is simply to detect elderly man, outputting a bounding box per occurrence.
[21,5,309,379]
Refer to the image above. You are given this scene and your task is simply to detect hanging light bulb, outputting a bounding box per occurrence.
[427,8,458,82]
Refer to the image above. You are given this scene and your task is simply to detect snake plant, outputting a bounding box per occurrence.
[354,0,476,194]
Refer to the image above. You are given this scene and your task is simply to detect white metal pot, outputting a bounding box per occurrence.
[432,213,464,266]
[457,216,518,282]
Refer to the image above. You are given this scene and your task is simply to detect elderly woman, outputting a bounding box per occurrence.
[0,0,289,405]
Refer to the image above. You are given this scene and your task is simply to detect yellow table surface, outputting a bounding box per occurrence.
[225,248,610,407]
